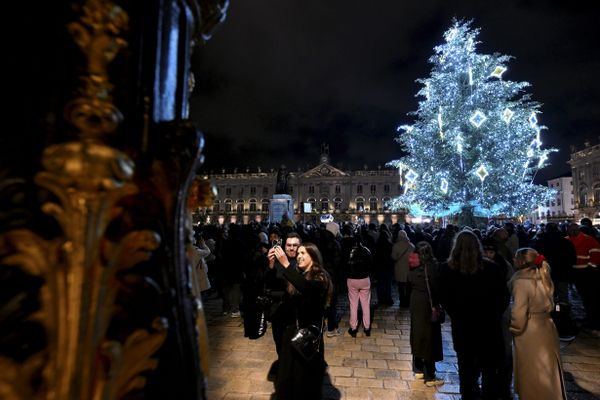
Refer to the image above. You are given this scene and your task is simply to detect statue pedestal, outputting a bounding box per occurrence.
[269,194,294,223]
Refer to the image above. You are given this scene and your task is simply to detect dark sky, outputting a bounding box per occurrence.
[190,1,600,183]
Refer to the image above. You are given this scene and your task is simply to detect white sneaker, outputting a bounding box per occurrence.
[425,378,445,387]
[230,311,241,318]
[326,328,342,337]
[414,373,424,379]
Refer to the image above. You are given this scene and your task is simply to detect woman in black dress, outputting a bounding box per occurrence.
[270,242,332,400]
[408,241,444,387]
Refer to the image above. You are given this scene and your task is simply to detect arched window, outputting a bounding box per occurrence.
[236,199,244,213]
[224,199,232,212]
[356,197,365,212]
[262,199,269,212]
[369,197,378,211]
[333,197,343,210]
[249,198,257,212]
[213,200,220,213]
[320,198,329,211]
[307,197,316,211]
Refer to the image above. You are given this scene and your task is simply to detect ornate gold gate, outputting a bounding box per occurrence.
[0,0,227,399]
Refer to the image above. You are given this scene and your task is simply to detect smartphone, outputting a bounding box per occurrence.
[271,239,282,248]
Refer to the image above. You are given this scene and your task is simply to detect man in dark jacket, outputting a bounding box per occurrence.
[534,222,578,340]
[264,232,301,381]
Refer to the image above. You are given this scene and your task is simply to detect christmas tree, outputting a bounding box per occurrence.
[389,19,556,221]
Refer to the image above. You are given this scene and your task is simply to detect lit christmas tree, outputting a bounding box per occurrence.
[389,19,556,222]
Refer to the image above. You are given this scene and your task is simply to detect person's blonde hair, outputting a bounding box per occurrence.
[514,248,554,305]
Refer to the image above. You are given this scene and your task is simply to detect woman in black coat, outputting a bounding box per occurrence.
[439,230,510,400]
[408,241,444,387]
[270,242,332,400]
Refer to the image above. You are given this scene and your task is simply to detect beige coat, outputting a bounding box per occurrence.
[391,231,414,282]
[188,241,211,294]
[510,268,566,400]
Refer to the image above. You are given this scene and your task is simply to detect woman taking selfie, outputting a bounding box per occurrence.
[510,248,566,400]
[270,242,332,400]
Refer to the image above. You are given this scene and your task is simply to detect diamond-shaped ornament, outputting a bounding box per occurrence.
[405,169,418,184]
[470,111,487,128]
[440,178,449,194]
[529,113,538,128]
[502,108,514,124]
[475,165,489,182]
[491,66,507,78]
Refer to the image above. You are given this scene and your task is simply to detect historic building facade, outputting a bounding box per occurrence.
[204,150,405,224]
[569,142,600,222]
[535,174,574,222]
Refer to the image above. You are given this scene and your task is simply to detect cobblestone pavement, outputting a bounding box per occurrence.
[204,286,600,399]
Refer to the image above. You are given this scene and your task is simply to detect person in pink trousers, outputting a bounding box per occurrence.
[346,236,373,337]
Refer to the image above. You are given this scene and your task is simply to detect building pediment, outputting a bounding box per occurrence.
[300,163,349,178]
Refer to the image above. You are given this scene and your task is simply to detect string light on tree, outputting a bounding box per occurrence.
[387,19,556,219]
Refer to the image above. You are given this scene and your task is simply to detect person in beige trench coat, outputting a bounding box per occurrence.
[510,248,566,400]
[391,230,415,307]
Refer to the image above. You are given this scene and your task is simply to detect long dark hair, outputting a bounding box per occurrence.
[448,230,483,274]
[288,243,333,306]
[416,241,437,269]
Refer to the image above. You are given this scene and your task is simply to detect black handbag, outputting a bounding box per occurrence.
[290,317,324,361]
[244,295,270,340]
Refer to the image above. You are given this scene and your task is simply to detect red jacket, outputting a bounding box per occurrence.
[567,232,600,268]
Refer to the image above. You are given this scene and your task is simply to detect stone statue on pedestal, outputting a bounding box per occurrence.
[275,165,290,194]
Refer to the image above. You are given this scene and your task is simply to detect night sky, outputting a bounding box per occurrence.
[190,1,600,183]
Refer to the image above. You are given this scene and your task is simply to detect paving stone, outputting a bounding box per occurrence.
[358,377,384,388]
[326,366,353,377]
[370,387,402,399]
[351,350,374,359]
[353,367,376,378]
[343,358,367,368]
[334,376,358,387]
[366,358,389,369]
[375,369,401,379]
[372,351,398,360]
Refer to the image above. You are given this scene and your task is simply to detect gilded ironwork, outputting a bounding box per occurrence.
[0,142,165,400]
[0,0,170,398]
[64,0,129,140]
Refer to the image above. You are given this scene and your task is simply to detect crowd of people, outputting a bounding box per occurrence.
[188,215,600,399]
